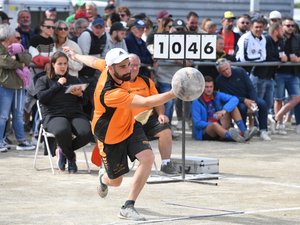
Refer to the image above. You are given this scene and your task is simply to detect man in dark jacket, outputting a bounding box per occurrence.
[215,58,271,141]
[125,19,153,78]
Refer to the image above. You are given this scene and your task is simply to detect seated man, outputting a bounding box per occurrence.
[128,54,177,175]
[192,76,257,142]
[215,58,271,141]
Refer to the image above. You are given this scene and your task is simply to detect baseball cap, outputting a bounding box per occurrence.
[46,7,56,12]
[130,19,146,29]
[223,11,236,19]
[105,48,129,66]
[92,17,105,27]
[105,4,115,11]
[110,22,127,32]
[76,0,85,6]
[75,10,90,20]
[0,11,12,21]
[269,10,282,20]
[173,19,186,29]
[156,10,172,19]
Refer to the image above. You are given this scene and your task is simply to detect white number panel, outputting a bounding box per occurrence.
[153,34,169,59]
[169,34,185,59]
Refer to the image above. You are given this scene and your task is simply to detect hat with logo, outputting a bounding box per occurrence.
[92,17,105,27]
[173,19,186,29]
[130,19,146,29]
[156,10,172,19]
[110,22,127,32]
[105,48,129,66]
[0,11,13,21]
[223,11,236,19]
[269,10,282,20]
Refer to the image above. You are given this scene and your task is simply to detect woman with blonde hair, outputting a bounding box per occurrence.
[53,20,83,77]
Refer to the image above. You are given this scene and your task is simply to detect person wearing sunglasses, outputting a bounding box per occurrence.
[218,11,240,56]
[233,14,251,35]
[27,18,56,145]
[0,24,35,152]
[29,18,55,73]
[117,6,131,23]
[273,17,300,135]
[53,20,83,78]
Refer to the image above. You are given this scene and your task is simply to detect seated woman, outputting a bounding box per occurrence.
[35,51,92,173]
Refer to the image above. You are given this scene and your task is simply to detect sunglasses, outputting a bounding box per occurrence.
[285,24,294,28]
[119,14,127,18]
[43,25,55,29]
[57,27,68,31]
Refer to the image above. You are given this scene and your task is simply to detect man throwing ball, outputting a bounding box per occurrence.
[64,47,177,221]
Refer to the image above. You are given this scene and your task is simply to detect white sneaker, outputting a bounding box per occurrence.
[176,120,182,130]
[276,124,287,135]
[0,145,8,153]
[119,205,146,221]
[268,115,277,134]
[296,125,300,134]
[260,131,271,141]
[16,141,35,151]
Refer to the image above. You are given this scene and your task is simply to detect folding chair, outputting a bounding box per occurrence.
[33,100,90,174]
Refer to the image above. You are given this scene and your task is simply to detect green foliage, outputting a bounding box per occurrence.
[295,3,300,8]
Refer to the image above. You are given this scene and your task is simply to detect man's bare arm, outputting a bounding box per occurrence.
[63,46,100,69]
[131,91,175,109]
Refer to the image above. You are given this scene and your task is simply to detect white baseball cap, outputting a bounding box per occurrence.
[105,48,129,66]
[269,10,282,20]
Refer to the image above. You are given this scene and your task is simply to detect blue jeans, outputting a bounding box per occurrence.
[250,74,274,112]
[237,97,268,131]
[156,82,176,123]
[0,86,26,145]
[274,73,300,100]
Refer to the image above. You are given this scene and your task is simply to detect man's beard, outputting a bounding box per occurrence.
[115,70,131,81]
[227,25,233,30]
[115,35,121,42]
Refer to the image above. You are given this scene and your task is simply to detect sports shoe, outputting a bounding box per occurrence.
[229,128,245,143]
[0,144,8,153]
[68,155,78,174]
[3,137,13,150]
[244,126,258,141]
[176,121,190,130]
[160,161,178,175]
[119,205,146,221]
[97,170,108,198]
[260,130,272,141]
[16,141,35,151]
[268,115,277,134]
[296,124,300,134]
[276,124,287,135]
[56,147,66,171]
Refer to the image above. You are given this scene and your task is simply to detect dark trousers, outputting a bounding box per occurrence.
[46,117,92,160]
[237,98,268,131]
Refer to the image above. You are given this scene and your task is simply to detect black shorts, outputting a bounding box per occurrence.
[142,114,170,140]
[99,122,152,179]
[202,132,218,141]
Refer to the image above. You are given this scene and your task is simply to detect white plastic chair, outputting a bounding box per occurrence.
[33,100,90,174]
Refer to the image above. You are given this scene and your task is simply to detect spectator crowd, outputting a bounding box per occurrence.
[0,1,300,158]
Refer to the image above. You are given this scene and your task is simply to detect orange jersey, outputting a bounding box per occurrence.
[92,61,136,144]
[129,75,158,116]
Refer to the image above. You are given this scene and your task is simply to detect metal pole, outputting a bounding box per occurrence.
[181,59,186,180]
[250,0,260,12]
